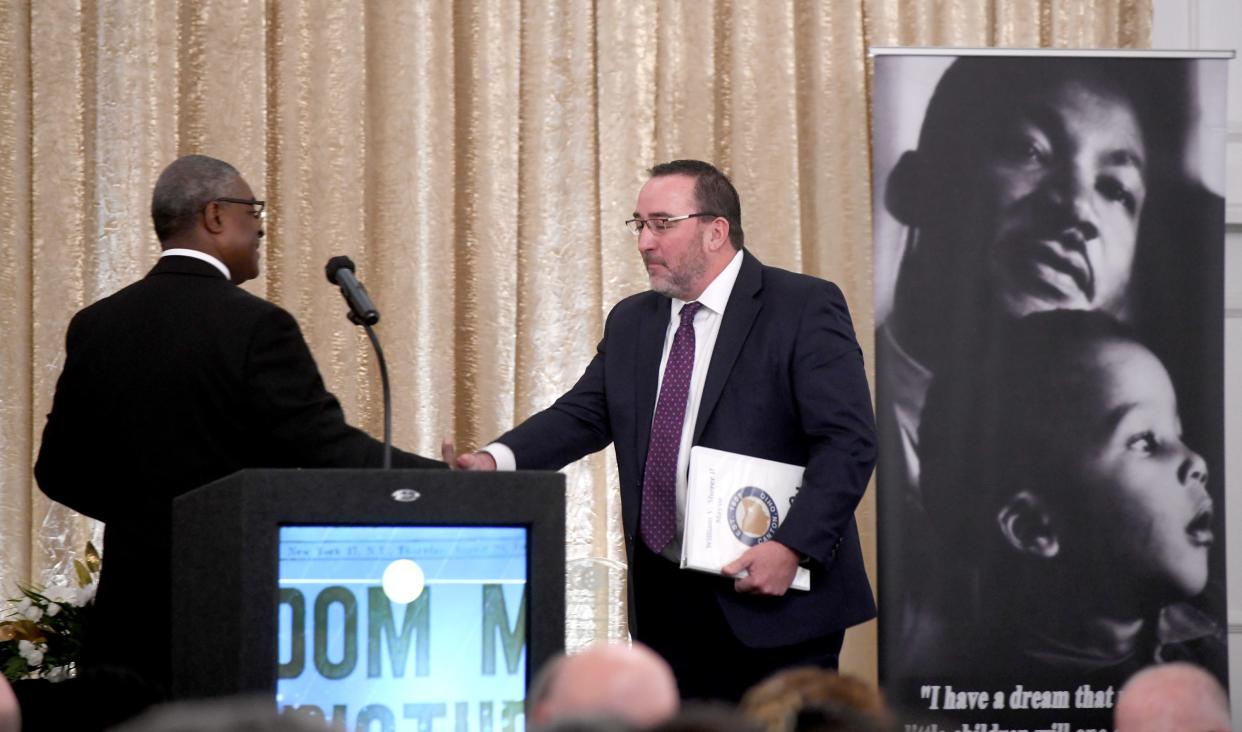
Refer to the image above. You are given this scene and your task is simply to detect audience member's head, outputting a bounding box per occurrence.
[0,676,18,732]
[738,668,892,732]
[534,714,636,732]
[650,703,764,732]
[1114,662,1230,732]
[788,704,892,732]
[107,696,328,732]
[530,643,679,729]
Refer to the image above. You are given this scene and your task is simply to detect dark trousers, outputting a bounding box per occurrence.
[631,540,844,703]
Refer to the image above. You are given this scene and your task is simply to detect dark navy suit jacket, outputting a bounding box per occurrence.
[499,251,877,647]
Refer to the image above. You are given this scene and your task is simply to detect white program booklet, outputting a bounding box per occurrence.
[681,446,810,591]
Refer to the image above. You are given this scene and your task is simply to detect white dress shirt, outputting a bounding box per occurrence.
[161,248,230,280]
[486,249,745,559]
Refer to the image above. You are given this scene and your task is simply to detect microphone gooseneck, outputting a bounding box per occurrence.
[325,256,392,469]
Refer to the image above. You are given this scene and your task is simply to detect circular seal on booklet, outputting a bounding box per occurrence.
[727,486,779,546]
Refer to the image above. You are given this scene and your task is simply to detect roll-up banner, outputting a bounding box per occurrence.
[871,48,1232,730]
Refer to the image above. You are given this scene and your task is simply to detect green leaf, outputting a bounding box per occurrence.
[3,654,27,682]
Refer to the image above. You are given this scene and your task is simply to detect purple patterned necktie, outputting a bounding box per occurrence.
[640,301,702,553]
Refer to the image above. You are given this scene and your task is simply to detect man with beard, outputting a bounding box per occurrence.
[451,160,877,701]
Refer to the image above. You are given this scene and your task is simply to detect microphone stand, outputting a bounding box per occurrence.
[351,312,392,469]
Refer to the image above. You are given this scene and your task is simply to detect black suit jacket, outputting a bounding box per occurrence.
[34,255,441,685]
[499,251,877,647]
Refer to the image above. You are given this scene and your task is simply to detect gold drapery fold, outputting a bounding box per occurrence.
[865,0,1150,47]
[0,0,1150,679]
[0,0,33,598]
[29,0,99,590]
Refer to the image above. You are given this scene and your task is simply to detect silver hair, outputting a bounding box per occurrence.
[151,154,241,243]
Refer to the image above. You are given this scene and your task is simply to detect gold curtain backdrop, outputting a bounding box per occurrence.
[0,0,1149,679]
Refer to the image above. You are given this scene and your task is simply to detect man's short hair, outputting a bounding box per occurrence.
[739,668,892,732]
[886,57,1194,231]
[151,154,242,243]
[649,160,745,250]
[530,643,679,729]
[916,57,1189,184]
[652,702,765,732]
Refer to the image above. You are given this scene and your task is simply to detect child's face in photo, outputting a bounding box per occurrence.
[1056,338,1212,602]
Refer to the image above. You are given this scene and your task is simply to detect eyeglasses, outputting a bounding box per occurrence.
[211,197,266,220]
[624,212,720,235]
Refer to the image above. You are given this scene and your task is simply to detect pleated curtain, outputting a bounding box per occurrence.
[0,0,1149,677]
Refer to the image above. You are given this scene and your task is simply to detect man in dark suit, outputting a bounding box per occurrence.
[451,160,877,700]
[33,155,442,695]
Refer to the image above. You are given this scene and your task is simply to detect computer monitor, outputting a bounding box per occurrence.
[171,468,565,732]
[276,525,529,728]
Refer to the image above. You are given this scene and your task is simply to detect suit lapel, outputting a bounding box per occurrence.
[693,251,762,445]
[634,294,670,475]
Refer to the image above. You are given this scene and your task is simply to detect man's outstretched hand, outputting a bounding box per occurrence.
[441,440,497,471]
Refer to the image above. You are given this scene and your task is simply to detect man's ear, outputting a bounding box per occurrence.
[884,150,926,226]
[704,216,730,253]
[201,200,226,235]
[996,491,1059,558]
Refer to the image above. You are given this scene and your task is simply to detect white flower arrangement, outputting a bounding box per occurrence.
[0,542,100,682]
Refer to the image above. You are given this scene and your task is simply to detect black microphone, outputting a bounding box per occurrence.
[325,256,380,326]
[324,255,392,468]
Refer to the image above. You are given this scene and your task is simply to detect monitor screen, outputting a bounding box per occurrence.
[171,469,563,710]
[276,525,529,731]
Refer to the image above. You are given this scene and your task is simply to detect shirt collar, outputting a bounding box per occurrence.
[160,248,230,280]
[672,248,744,316]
